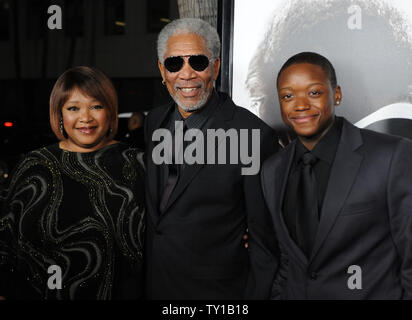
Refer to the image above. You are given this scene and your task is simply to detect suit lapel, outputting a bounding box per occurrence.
[265,141,309,266]
[310,119,363,262]
[160,94,231,214]
[146,102,174,221]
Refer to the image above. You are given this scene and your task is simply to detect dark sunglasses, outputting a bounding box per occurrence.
[164,55,211,73]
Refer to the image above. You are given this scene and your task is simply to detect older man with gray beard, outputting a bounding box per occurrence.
[144,18,279,299]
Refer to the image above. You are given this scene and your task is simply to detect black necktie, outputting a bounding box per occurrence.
[159,163,179,213]
[297,152,319,257]
[159,122,186,213]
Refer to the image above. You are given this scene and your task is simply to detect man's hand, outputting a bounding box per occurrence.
[243,229,249,249]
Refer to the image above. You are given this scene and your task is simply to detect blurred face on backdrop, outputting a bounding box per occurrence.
[244,0,412,134]
[277,63,342,150]
[158,33,220,118]
[61,88,112,152]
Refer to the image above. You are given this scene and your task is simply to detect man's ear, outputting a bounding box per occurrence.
[158,60,166,82]
[334,85,342,106]
[212,58,221,80]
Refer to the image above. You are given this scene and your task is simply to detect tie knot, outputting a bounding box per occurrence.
[302,152,317,166]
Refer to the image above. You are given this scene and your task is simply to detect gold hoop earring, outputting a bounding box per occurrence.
[162,80,166,85]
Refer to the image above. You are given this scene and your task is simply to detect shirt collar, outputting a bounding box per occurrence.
[182,90,219,130]
[312,116,342,163]
[294,116,343,164]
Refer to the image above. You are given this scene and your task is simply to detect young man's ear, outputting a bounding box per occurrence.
[334,85,342,106]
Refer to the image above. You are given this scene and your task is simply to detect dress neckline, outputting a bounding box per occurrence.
[54,141,122,155]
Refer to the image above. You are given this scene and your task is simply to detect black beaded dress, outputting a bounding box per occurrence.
[0,142,145,300]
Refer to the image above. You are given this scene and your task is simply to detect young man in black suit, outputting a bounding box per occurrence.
[261,52,412,299]
[144,18,279,299]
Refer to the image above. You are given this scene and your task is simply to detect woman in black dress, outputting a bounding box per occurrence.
[0,66,145,299]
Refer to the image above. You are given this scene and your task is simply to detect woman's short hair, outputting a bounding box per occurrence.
[49,66,118,141]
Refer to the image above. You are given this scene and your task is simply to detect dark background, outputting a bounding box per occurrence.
[0,0,233,190]
[0,0,185,188]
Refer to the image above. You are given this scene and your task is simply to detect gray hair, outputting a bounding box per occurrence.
[157,18,221,62]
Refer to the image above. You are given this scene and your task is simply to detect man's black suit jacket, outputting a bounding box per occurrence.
[261,117,412,299]
[144,92,279,299]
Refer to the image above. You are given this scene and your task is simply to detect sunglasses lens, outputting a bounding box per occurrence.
[164,56,184,72]
[164,55,210,72]
[189,55,210,71]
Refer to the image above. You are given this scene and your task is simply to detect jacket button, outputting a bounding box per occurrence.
[309,272,317,280]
